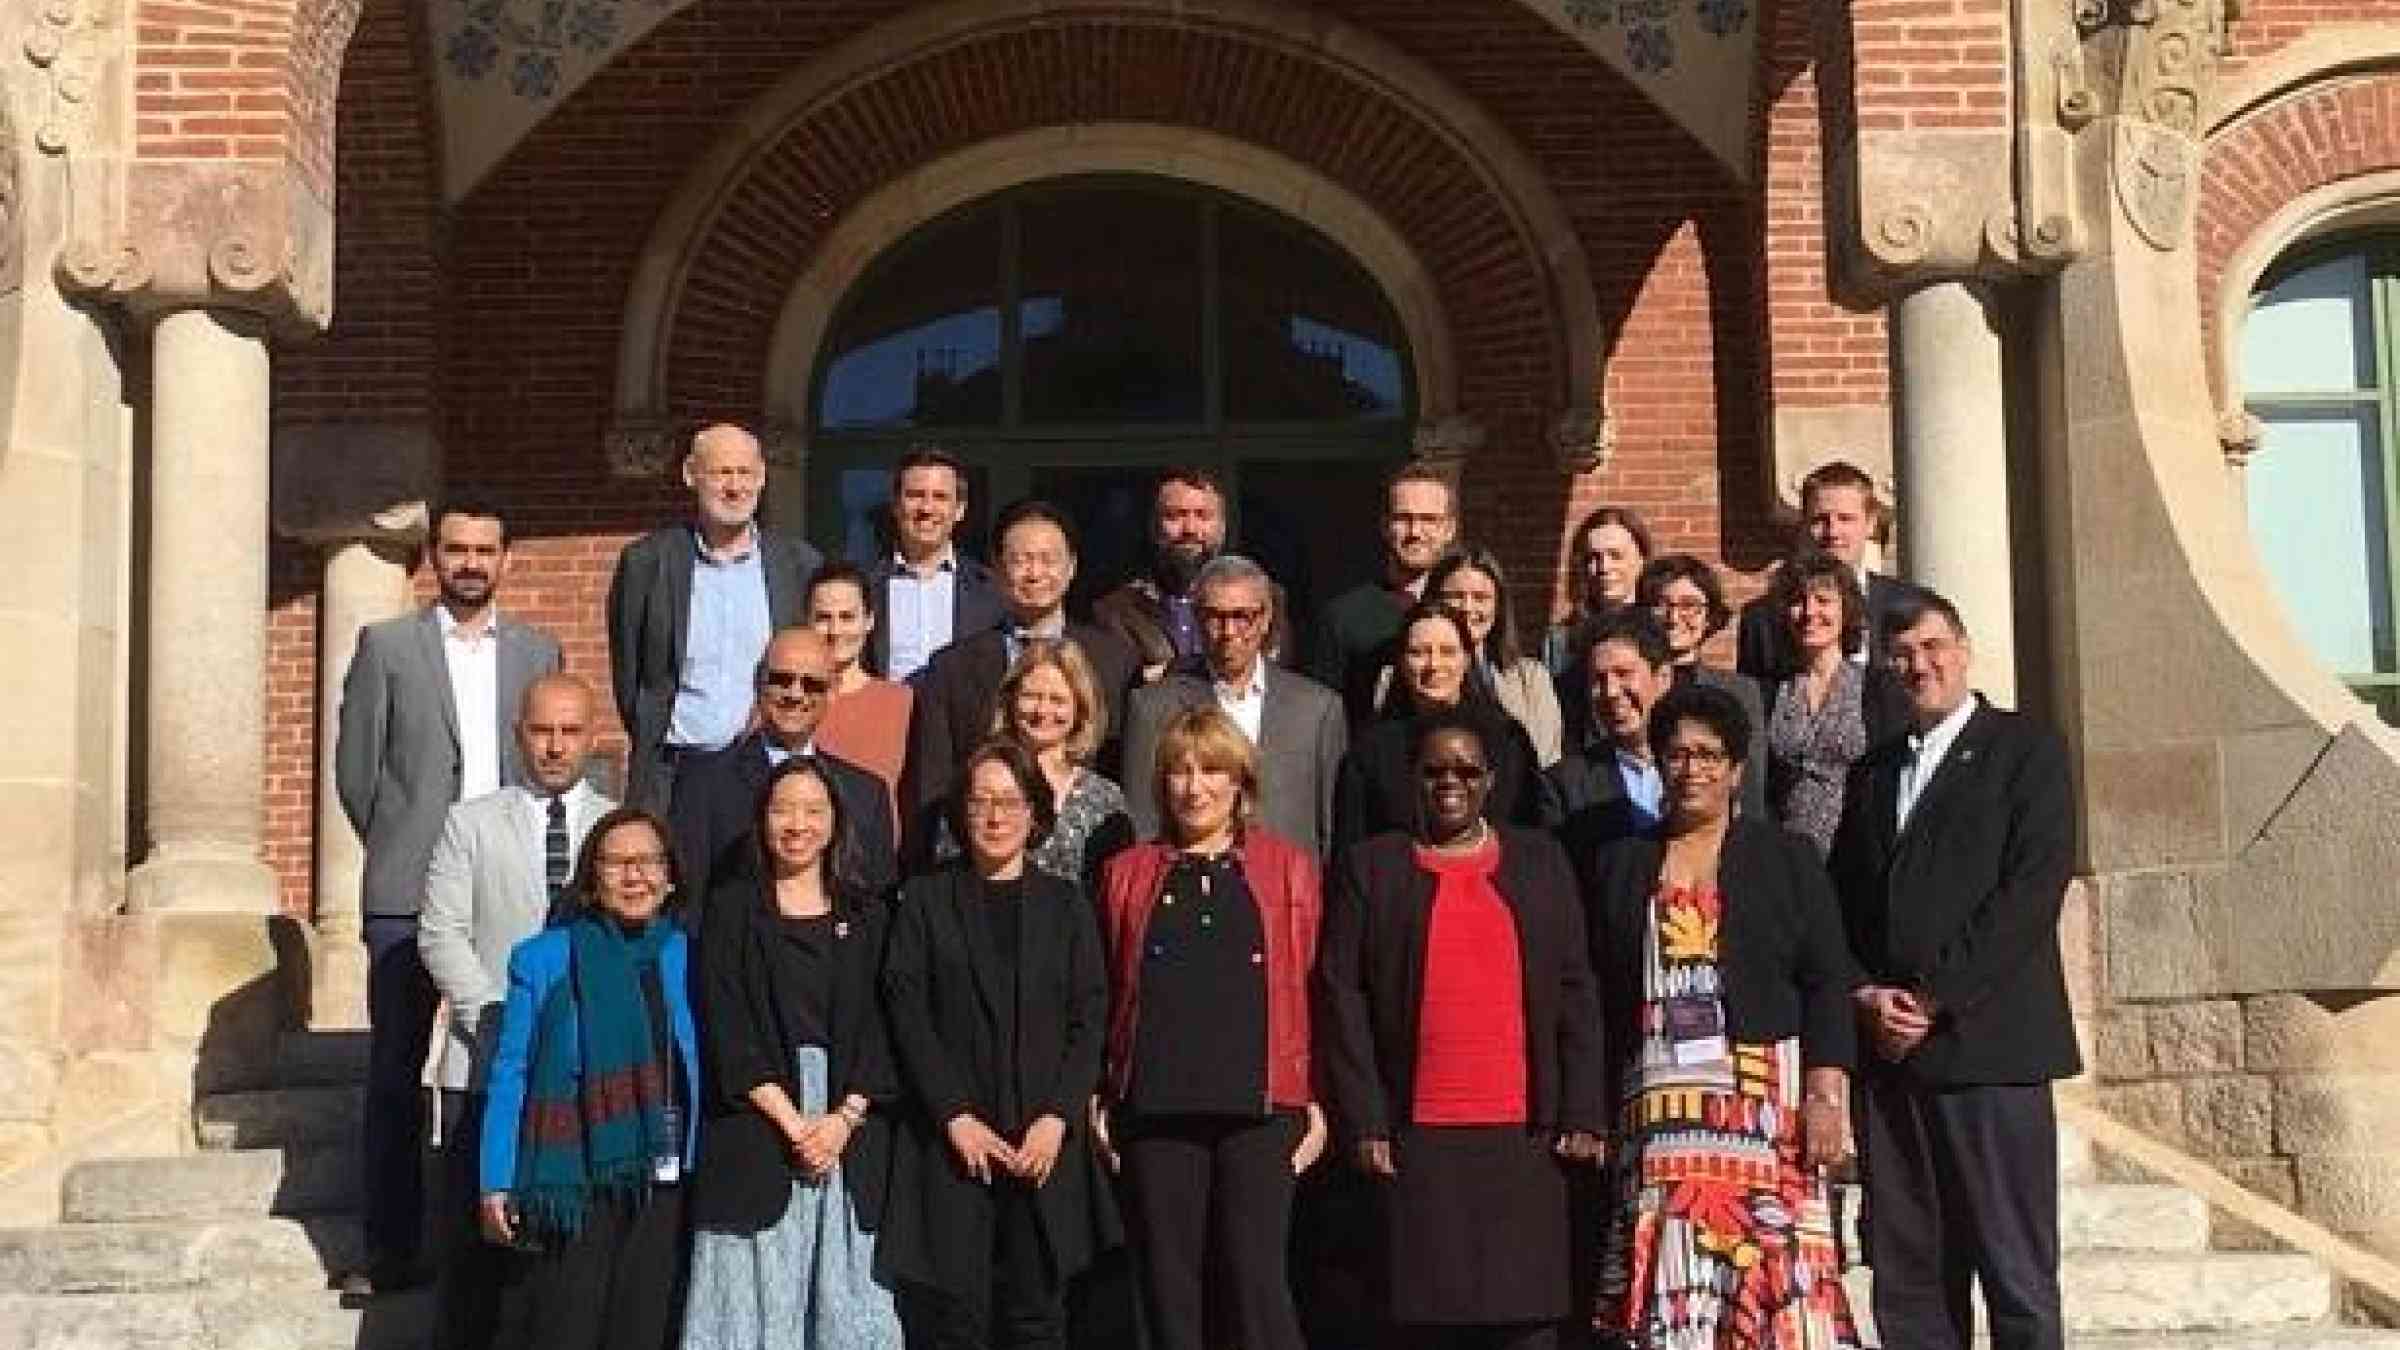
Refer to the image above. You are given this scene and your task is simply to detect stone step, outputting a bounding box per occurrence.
[60,1148,358,1224]
[2059,1184,2210,1253]
[0,1217,359,1296]
[2068,1334,2400,1349]
[0,1287,429,1350]
[2061,1119,2095,1183]
[192,1088,360,1151]
[270,1031,370,1090]
[2061,1253,2332,1333]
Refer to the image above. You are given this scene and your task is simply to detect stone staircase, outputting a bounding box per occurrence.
[0,1031,430,1350]
[1843,1122,2400,1348]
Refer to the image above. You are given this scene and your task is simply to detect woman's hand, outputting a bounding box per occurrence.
[1800,1067,1852,1172]
[1014,1115,1070,1187]
[478,1192,516,1246]
[945,1113,1017,1184]
[1089,1098,1120,1175]
[791,1113,854,1177]
[1291,1103,1329,1175]
[1355,1137,1398,1179]
[1553,1130,1607,1167]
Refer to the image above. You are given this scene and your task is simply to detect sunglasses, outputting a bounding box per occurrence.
[762,670,833,697]
[1419,763,1489,783]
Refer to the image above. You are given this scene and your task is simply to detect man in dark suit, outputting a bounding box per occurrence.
[606,422,822,814]
[902,499,1138,853]
[862,445,1004,683]
[1737,459,1918,679]
[1121,555,1345,858]
[1539,609,1675,879]
[1093,467,1294,684]
[1828,588,2077,1350]
[334,501,561,1299]
[669,627,898,906]
[1304,460,1456,727]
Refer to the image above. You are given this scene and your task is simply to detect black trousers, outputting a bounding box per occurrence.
[1120,1111,1306,1350]
[1858,1070,2063,1350]
[434,1091,504,1350]
[362,915,438,1267]
[1396,1326,1558,1350]
[908,1181,1067,1350]
[494,1186,688,1350]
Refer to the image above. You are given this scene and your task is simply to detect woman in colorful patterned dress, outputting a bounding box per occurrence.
[1582,683,1862,1350]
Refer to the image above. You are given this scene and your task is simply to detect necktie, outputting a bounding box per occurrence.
[545,795,570,906]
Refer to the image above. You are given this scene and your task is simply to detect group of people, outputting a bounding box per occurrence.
[333,422,2080,1350]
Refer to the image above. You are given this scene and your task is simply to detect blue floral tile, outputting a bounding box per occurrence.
[1627,21,1674,72]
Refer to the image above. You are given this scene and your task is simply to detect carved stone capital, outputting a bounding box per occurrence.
[2069,0,2238,254]
[58,163,334,334]
[2219,407,2265,470]
[25,0,113,160]
[762,419,808,470]
[1412,415,1486,468]
[606,416,681,480]
[1550,405,1617,476]
[271,421,438,545]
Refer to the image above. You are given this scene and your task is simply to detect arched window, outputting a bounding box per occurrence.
[2244,240,2400,721]
[808,175,1415,616]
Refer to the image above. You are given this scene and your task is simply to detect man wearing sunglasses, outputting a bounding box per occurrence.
[666,626,897,905]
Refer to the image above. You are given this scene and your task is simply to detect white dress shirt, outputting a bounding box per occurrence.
[886,546,960,683]
[1896,694,1978,832]
[437,604,502,802]
[517,779,604,900]
[1213,661,1269,745]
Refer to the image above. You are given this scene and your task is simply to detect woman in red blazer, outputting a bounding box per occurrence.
[1095,705,1328,1350]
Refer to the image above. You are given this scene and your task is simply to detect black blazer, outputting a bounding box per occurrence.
[667,734,898,905]
[862,553,1006,680]
[605,524,823,771]
[898,622,1140,849]
[877,863,1121,1296]
[689,873,895,1234]
[1313,828,1605,1144]
[1735,569,1920,682]
[1538,747,1653,889]
[1825,698,2080,1086]
[1332,702,1542,857]
[1584,818,1859,1109]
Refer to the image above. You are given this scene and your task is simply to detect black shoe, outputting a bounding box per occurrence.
[338,1256,428,1303]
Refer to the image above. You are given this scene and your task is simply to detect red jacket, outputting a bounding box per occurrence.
[1097,829,1322,1109]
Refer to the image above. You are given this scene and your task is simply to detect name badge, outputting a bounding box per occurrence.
[1664,996,1730,1067]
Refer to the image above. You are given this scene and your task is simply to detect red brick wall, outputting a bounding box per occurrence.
[133,0,357,193]
[1843,0,2011,133]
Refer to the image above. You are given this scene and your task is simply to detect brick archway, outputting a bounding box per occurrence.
[608,0,1603,473]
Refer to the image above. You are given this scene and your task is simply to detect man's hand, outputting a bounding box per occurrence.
[1857,984,1933,1061]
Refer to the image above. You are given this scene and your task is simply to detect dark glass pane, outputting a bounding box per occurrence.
[1221,207,1408,423]
[1238,458,1401,629]
[1019,188,1206,423]
[1026,465,1159,614]
[818,209,1003,430]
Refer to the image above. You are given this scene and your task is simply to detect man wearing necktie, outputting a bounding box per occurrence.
[1826,589,2078,1350]
[416,674,614,1349]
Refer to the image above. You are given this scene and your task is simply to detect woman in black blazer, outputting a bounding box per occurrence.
[1584,683,1863,1349]
[1335,604,1541,856]
[1315,711,1605,1348]
[879,738,1120,1350]
[683,757,903,1349]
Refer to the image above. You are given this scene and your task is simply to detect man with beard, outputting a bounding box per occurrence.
[334,502,561,1300]
[1094,467,1292,683]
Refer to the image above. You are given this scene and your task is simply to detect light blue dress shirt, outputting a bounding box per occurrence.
[885,551,959,683]
[1616,749,1664,827]
[667,528,773,752]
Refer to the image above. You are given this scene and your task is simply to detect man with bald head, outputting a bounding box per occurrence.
[668,626,898,906]
[608,422,823,812]
[417,673,613,1348]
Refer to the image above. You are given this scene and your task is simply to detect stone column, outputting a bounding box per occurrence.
[126,309,278,915]
[1890,279,2018,707]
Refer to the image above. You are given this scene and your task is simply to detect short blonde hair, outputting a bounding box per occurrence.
[989,637,1107,766]
[1150,706,1261,841]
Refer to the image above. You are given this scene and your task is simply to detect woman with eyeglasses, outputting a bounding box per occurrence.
[1398,549,1563,769]
[1316,711,1605,1349]
[1334,604,1542,857]
[1539,506,1654,679]
[480,807,699,1350]
[682,758,904,1350]
[1634,553,1768,821]
[934,638,1133,891]
[1761,549,1913,857]
[880,738,1120,1349]
[1584,684,1861,1350]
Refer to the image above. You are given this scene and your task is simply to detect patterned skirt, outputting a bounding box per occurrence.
[1593,1036,1860,1350]
[681,1047,904,1350]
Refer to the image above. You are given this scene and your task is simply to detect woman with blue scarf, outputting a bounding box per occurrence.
[481,806,701,1350]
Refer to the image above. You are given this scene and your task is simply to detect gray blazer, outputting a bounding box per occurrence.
[334,607,562,919]
[417,784,617,1091]
[1121,667,1348,861]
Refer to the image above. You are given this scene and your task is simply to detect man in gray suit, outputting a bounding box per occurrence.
[417,673,612,1348]
[333,502,561,1299]
[1122,555,1346,858]
[607,423,823,814]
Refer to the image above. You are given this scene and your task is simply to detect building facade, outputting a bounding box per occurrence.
[4,0,2400,1254]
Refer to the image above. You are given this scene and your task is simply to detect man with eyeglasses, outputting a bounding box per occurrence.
[667,626,896,906]
[1305,459,1458,728]
[608,422,823,814]
[1538,609,1678,879]
[902,499,1138,852]
[1093,466,1295,684]
[1121,555,1346,859]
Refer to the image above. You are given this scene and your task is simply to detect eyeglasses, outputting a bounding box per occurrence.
[1662,746,1732,773]
[1198,605,1267,630]
[596,853,670,874]
[1654,599,1710,617]
[762,670,833,697]
[963,794,1031,819]
[1419,763,1490,783]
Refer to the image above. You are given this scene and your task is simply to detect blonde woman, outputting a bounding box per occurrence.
[937,637,1134,888]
